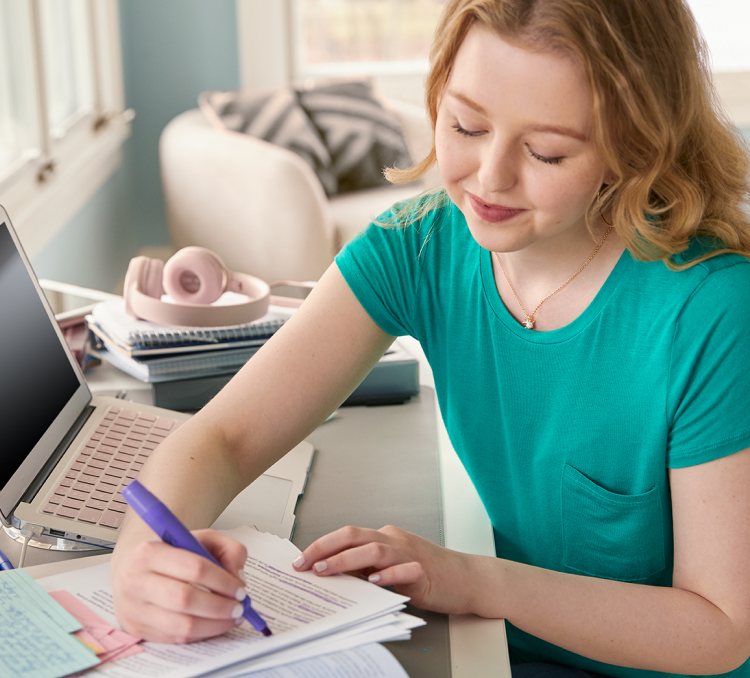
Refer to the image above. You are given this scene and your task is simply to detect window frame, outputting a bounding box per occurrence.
[0,0,131,258]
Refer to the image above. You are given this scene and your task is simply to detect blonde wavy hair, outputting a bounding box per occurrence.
[386,0,750,268]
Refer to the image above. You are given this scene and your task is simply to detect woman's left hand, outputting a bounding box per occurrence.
[292,525,479,615]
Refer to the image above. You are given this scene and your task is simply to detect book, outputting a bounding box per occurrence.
[86,320,274,359]
[90,339,419,410]
[89,297,291,356]
[88,342,262,382]
[88,321,268,361]
[150,343,420,411]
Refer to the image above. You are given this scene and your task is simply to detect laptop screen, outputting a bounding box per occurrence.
[0,219,83,511]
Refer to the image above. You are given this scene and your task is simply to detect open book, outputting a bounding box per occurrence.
[34,527,423,677]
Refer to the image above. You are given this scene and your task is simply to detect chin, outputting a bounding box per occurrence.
[462,210,533,254]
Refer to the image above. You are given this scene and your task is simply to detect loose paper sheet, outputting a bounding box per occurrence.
[35,527,416,678]
[231,643,409,677]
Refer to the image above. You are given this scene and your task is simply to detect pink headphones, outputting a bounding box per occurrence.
[124,247,270,327]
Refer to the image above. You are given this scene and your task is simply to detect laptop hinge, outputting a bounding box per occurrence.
[20,405,96,505]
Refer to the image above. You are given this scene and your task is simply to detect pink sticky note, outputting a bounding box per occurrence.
[49,590,143,664]
[50,591,114,638]
[98,643,143,663]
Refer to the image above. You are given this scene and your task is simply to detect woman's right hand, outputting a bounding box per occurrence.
[111,528,249,643]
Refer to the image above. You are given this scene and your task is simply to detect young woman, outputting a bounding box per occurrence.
[112,1,750,676]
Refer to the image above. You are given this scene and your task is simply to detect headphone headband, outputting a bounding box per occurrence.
[124,249,270,327]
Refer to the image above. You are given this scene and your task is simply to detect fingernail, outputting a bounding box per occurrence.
[368,573,381,584]
[237,569,246,582]
[232,603,244,619]
[313,560,327,573]
[235,617,244,625]
[292,554,305,569]
[235,587,247,601]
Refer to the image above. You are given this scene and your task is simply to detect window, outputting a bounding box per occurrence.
[688,0,750,72]
[293,0,446,78]
[235,0,445,105]
[237,1,749,124]
[0,0,130,255]
[688,0,750,126]
[0,1,38,179]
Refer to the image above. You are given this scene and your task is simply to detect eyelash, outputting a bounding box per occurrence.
[526,144,565,166]
[452,123,483,137]
[451,124,565,165]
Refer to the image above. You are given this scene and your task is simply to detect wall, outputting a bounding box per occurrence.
[27,1,750,290]
[31,0,240,292]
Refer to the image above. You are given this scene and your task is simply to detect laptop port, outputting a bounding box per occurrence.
[49,528,65,537]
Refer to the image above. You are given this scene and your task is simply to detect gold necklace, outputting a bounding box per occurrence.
[493,226,613,330]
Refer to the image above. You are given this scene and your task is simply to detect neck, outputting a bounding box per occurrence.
[491,223,625,332]
[494,222,617,288]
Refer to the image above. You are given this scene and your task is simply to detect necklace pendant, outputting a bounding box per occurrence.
[524,317,534,330]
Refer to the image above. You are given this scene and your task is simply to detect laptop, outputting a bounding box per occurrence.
[0,205,312,550]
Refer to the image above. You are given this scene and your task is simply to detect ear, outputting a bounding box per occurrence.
[603,170,618,185]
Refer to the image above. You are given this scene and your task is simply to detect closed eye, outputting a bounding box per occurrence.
[526,144,564,165]
[452,122,484,137]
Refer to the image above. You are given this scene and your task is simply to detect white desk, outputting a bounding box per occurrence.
[11,341,511,678]
[398,336,510,678]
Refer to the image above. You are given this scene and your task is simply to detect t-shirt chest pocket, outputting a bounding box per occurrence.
[561,464,666,582]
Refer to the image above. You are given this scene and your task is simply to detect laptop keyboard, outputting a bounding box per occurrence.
[42,405,183,530]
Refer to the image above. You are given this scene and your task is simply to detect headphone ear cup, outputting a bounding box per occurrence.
[162,246,228,305]
[124,256,165,317]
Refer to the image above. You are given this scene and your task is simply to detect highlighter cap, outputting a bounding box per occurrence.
[121,479,158,516]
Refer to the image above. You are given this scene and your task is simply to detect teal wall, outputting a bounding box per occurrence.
[31,0,240,291]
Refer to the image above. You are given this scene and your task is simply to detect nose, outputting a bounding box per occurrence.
[477,139,518,194]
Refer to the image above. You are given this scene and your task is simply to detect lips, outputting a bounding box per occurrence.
[468,193,525,223]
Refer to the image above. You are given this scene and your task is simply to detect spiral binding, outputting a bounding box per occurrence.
[127,319,286,349]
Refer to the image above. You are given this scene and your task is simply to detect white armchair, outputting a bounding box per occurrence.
[159,98,439,283]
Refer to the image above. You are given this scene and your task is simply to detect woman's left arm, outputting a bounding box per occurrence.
[295,447,750,675]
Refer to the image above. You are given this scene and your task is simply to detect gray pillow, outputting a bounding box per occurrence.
[200,86,337,196]
[200,79,412,196]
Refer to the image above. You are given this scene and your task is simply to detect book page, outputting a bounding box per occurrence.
[35,528,410,678]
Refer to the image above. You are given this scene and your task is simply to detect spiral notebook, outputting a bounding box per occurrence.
[87,341,263,382]
[88,298,292,357]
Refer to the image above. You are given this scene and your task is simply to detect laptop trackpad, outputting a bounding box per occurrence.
[210,440,313,539]
[213,475,292,530]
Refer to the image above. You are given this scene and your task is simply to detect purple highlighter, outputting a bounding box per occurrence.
[121,479,271,636]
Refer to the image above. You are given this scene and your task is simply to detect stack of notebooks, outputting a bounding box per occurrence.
[86,298,419,411]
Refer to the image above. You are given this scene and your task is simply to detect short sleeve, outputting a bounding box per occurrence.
[335,205,436,338]
[666,260,750,468]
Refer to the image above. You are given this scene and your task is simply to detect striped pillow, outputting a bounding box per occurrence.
[200,86,337,196]
[200,79,412,196]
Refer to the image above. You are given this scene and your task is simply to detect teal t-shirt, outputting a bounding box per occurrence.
[335,198,750,678]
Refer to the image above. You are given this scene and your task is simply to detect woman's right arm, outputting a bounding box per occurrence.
[111,262,395,642]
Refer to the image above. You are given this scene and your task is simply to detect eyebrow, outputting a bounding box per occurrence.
[446,90,588,142]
